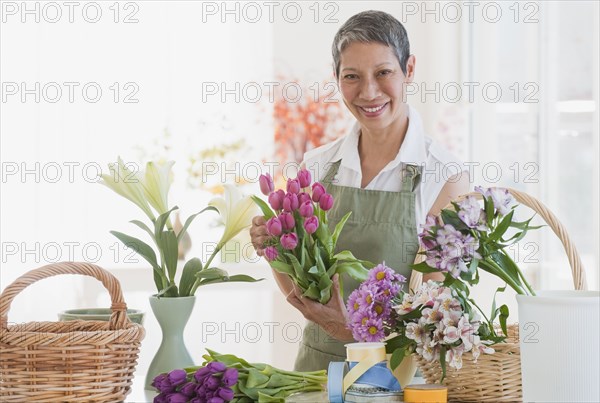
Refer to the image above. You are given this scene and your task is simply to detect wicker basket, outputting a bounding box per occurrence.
[409,188,588,402]
[0,262,145,402]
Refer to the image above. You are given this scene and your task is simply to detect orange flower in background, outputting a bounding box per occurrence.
[273,77,350,166]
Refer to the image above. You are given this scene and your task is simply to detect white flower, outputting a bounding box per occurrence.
[446,344,465,370]
[99,157,155,221]
[405,322,428,345]
[416,338,437,362]
[458,315,476,351]
[209,184,259,249]
[141,160,174,216]
[472,337,495,360]
[443,325,460,344]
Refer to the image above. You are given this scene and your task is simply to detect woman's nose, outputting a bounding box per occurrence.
[358,77,381,101]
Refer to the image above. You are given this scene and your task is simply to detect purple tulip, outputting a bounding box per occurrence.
[217,387,235,400]
[152,373,168,391]
[208,398,225,403]
[319,193,334,211]
[268,189,285,211]
[207,361,227,373]
[264,246,279,262]
[180,382,197,397]
[194,366,211,383]
[297,169,311,188]
[266,217,282,236]
[287,178,301,194]
[195,384,206,396]
[278,212,295,231]
[303,216,319,234]
[167,393,189,403]
[168,369,187,387]
[282,193,299,212]
[154,393,169,403]
[259,173,274,195]
[221,368,238,387]
[298,192,311,205]
[299,200,314,218]
[204,375,220,390]
[280,233,298,250]
[312,182,326,203]
[190,399,202,403]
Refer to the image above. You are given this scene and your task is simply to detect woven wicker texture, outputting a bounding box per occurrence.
[412,188,588,402]
[0,262,145,402]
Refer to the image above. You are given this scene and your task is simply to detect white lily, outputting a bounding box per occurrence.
[99,157,155,221]
[142,160,175,216]
[209,184,259,249]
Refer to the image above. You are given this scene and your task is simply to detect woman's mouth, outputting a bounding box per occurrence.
[358,102,389,117]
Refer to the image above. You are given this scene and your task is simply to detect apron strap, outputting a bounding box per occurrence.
[401,164,421,192]
[322,159,342,185]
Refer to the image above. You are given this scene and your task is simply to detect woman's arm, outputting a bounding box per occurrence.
[422,171,471,282]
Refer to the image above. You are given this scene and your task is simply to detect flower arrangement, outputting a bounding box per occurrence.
[99,157,262,297]
[152,349,327,403]
[347,187,540,379]
[347,264,494,380]
[412,187,538,337]
[251,169,373,303]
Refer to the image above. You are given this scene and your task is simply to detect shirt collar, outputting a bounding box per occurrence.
[333,105,428,173]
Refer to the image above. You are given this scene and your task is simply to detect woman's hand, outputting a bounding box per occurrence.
[249,215,269,257]
[286,274,354,342]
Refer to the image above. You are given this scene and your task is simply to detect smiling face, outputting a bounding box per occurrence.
[337,41,415,135]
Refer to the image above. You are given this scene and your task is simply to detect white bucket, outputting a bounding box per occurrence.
[516,290,600,402]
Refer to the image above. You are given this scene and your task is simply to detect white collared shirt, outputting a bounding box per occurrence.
[302,105,468,227]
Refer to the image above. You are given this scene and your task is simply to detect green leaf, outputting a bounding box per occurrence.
[385,334,413,353]
[489,210,514,242]
[251,195,275,219]
[155,283,178,298]
[331,211,352,250]
[130,219,156,243]
[158,229,179,282]
[269,261,294,276]
[410,261,440,274]
[489,284,507,323]
[318,274,333,304]
[302,282,320,300]
[110,230,164,290]
[335,261,369,282]
[439,345,447,382]
[154,206,179,238]
[390,348,405,371]
[285,253,307,284]
[499,304,509,336]
[178,258,203,297]
[333,250,376,268]
[196,267,229,280]
[178,206,218,243]
[484,195,495,225]
[441,209,468,230]
[197,273,264,288]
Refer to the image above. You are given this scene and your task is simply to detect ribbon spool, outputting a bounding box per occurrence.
[328,342,402,403]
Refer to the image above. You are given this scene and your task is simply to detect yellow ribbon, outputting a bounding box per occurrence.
[342,343,387,394]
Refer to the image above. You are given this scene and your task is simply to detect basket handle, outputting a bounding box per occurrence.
[0,261,132,331]
[409,187,587,291]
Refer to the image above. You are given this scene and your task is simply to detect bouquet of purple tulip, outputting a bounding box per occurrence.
[252,169,373,303]
[152,363,238,403]
[152,349,327,403]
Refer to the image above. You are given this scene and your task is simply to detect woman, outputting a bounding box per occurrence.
[250,10,469,371]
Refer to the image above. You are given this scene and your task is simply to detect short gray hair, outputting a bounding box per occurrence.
[332,10,410,77]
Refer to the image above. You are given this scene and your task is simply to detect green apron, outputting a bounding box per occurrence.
[294,159,422,372]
